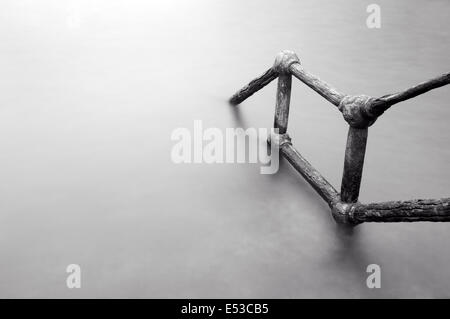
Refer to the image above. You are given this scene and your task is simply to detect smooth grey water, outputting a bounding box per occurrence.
[0,0,449,298]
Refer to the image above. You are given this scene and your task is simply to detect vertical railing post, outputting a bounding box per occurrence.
[340,127,368,203]
[274,73,292,134]
[272,50,298,134]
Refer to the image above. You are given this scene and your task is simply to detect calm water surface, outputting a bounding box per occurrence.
[0,0,449,297]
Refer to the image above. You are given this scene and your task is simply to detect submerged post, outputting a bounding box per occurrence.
[273,51,298,133]
[337,94,374,204]
[340,127,368,203]
[274,75,292,133]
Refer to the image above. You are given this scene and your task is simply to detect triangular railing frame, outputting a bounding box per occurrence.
[229,50,450,225]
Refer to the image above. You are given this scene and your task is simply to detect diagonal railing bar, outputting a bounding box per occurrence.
[280,141,340,206]
[229,50,450,225]
[229,68,278,105]
[365,72,450,118]
[289,63,346,106]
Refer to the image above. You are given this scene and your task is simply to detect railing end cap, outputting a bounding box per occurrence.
[273,50,300,74]
[338,94,380,128]
[331,201,360,225]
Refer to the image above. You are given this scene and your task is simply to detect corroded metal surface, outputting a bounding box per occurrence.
[274,74,292,134]
[289,63,346,107]
[340,127,368,203]
[352,198,450,223]
[229,67,278,105]
[229,50,450,225]
[280,142,339,206]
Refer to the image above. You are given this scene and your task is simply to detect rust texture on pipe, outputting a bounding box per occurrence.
[366,72,450,118]
[338,95,378,128]
[274,73,292,134]
[340,127,368,203]
[280,143,339,206]
[289,63,346,107]
[229,67,278,105]
[228,51,450,225]
[352,198,450,223]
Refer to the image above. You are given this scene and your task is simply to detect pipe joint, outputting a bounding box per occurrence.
[273,50,300,74]
[338,94,380,128]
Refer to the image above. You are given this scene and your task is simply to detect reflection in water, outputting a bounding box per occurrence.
[229,104,248,129]
[0,0,449,298]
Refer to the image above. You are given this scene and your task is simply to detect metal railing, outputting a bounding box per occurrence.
[229,50,450,225]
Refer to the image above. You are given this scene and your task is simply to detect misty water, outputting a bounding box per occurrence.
[0,0,449,298]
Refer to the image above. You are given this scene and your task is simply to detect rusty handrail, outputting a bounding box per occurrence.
[229,50,450,225]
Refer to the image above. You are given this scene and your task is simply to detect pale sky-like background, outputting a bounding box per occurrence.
[0,0,449,298]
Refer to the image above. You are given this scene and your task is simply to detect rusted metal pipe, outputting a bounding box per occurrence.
[229,68,278,105]
[274,73,292,134]
[367,72,450,117]
[289,63,346,107]
[228,50,450,225]
[340,127,368,203]
[352,198,450,223]
[280,142,339,207]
